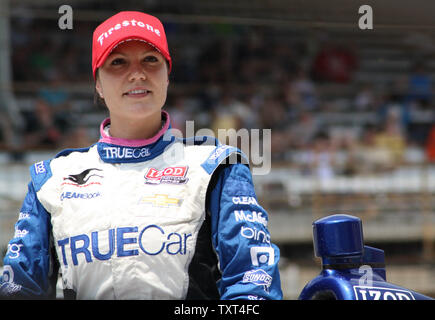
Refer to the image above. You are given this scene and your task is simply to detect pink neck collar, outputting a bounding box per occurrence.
[98,110,170,147]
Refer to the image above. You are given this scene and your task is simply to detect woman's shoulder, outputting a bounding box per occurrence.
[53,143,97,160]
[28,144,98,190]
[174,135,249,175]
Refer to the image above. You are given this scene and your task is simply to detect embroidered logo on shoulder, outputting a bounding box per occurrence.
[201,144,244,175]
[144,166,189,185]
[207,145,232,163]
[34,161,46,174]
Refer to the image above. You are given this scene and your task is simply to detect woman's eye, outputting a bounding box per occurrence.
[111,58,125,65]
[144,55,158,63]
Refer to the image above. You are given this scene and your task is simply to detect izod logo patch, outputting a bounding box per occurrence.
[144,166,189,185]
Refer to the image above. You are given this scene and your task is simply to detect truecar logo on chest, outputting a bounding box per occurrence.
[57,225,192,266]
[102,146,151,159]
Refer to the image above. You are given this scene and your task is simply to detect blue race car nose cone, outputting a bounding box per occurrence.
[313,214,364,258]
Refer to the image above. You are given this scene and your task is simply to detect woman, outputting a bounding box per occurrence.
[0,11,282,300]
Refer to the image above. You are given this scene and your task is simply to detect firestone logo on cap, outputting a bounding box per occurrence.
[92,11,172,78]
[97,19,161,46]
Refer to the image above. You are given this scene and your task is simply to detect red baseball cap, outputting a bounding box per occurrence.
[92,11,172,79]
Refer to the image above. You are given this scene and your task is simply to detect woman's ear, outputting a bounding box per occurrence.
[95,78,104,98]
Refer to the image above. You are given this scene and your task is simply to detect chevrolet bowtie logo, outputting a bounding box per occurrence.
[140,194,182,207]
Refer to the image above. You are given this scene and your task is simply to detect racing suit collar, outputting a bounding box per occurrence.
[97,110,175,163]
[99,110,170,147]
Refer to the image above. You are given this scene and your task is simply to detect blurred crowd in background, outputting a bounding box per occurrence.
[2,3,435,299]
[1,9,435,180]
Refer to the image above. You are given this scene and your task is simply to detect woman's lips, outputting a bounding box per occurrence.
[123,88,150,98]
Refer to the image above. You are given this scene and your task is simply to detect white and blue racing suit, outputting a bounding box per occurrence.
[0,111,282,300]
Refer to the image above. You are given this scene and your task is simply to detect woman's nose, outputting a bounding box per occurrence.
[128,64,147,82]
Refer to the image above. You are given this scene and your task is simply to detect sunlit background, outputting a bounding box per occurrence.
[0,0,434,299]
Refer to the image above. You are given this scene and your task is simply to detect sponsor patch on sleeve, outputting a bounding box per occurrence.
[201,145,245,175]
[30,160,53,192]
